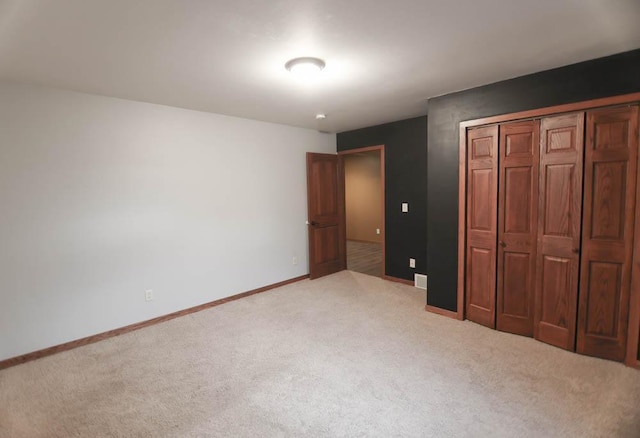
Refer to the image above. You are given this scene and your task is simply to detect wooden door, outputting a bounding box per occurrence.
[534,113,585,350]
[466,125,498,328]
[496,121,540,337]
[577,106,639,361]
[306,152,346,279]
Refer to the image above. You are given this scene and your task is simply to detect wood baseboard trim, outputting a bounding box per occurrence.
[0,274,309,371]
[383,275,414,286]
[346,238,383,244]
[425,304,462,320]
[626,359,640,370]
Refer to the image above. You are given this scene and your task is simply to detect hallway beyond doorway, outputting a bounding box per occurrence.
[347,240,382,278]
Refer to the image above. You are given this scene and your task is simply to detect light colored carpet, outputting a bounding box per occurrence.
[1,271,639,437]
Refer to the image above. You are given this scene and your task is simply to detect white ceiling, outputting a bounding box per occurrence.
[0,0,639,133]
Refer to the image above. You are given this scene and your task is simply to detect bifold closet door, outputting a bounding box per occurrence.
[466,125,498,328]
[534,113,585,351]
[576,106,639,361]
[496,121,540,337]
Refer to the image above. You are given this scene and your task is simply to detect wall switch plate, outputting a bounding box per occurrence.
[376,228,380,235]
[145,290,153,301]
[409,258,416,268]
[402,202,409,213]
[292,256,298,265]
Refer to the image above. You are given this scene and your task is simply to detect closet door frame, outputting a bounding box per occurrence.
[455,92,640,369]
[628,109,640,369]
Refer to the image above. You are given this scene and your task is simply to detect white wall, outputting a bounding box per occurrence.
[0,83,335,361]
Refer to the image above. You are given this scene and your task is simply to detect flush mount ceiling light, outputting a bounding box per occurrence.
[315,113,327,120]
[285,57,326,77]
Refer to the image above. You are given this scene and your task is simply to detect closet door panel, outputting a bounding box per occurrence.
[577,106,638,361]
[497,121,539,336]
[502,252,531,316]
[535,113,584,350]
[538,255,573,341]
[466,125,498,328]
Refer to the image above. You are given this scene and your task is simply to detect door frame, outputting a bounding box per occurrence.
[338,145,388,280]
[455,92,640,368]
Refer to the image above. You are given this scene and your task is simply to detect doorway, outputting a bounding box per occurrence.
[339,146,385,278]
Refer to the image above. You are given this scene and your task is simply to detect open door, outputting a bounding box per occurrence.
[306,152,346,279]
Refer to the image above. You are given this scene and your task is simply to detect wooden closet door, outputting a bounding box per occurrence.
[534,113,584,350]
[496,121,540,337]
[577,106,639,361]
[466,125,498,328]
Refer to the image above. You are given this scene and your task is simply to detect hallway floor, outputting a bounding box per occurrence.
[346,240,382,277]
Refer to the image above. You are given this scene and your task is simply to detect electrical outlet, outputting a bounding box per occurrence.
[409,258,416,268]
[145,290,153,301]
[376,228,380,235]
[292,256,298,265]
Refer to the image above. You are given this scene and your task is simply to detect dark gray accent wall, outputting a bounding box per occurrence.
[338,116,427,281]
[427,49,640,312]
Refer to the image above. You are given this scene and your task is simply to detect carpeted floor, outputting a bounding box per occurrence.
[1,271,639,437]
